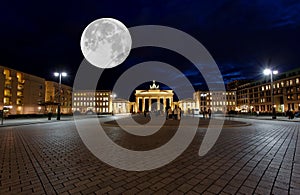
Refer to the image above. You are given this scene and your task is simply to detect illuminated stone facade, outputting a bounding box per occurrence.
[72,90,112,113]
[134,81,174,112]
[44,81,72,114]
[236,69,300,113]
[178,98,196,114]
[193,91,236,113]
[112,98,130,114]
[0,66,45,115]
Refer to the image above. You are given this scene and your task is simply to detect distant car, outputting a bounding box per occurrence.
[86,110,95,115]
[295,112,300,118]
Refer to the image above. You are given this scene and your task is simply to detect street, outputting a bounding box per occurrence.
[0,116,299,194]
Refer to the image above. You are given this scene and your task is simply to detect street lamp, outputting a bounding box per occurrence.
[111,93,117,114]
[263,68,278,119]
[54,72,67,120]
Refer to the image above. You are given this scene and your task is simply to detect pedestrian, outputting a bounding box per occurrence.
[287,110,291,119]
[208,108,211,119]
[144,110,147,117]
[174,106,178,120]
[165,107,168,120]
[291,110,295,119]
[177,107,181,120]
[47,111,52,120]
[168,107,173,119]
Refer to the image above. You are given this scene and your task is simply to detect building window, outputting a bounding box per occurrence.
[4,89,11,96]
[4,97,9,104]
[296,78,299,84]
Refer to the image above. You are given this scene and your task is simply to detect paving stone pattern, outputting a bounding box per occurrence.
[0,118,300,194]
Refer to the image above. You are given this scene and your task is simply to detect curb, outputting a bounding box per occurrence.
[0,119,74,128]
[228,116,300,123]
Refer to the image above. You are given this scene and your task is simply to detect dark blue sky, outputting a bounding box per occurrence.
[0,0,300,89]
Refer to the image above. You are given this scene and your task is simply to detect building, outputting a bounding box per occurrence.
[193,91,236,113]
[178,98,196,114]
[112,98,131,114]
[72,90,112,113]
[235,68,300,113]
[3,64,298,116]
[134,81,174,113]
[0,66,45,115]
[44,81,72,114]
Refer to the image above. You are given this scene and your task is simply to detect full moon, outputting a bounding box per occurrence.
[80,18,132,69]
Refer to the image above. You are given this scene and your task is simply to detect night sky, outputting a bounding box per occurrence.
[1,0,300,91]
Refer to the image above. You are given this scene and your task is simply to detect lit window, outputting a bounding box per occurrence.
[262,86,264,91]
[4,97,9,104]
[4,89,11,96]
[296,78,299,84]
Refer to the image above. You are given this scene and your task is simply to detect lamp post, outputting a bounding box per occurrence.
[111,93,117,114]
[54,72,67,120]
[263,68,278,119]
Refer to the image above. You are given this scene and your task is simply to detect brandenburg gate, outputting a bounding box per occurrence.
[135,81,174,112]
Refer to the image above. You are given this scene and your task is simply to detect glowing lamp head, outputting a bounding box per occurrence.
[54,72,67,77]
[263,69,271,75]
[273,70,278,75]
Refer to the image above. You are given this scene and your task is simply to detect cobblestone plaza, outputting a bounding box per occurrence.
[0,115,300,194]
